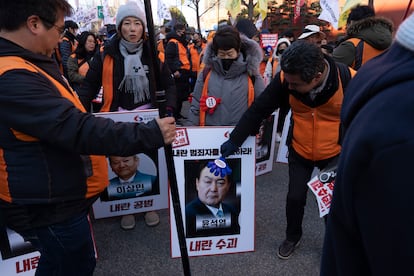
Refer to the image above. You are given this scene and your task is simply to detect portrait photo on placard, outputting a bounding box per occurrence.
[100,151,159,202]
[184,158,241,238]
[256,116,274,163]
[0,227,36,260]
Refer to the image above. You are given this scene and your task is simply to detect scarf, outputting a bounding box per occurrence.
[118,38,150,104]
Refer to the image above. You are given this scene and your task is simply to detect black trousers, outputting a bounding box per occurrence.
[174,72,191,119]
[285,148,338,242]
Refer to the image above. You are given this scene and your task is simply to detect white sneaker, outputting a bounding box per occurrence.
[120,215,136,230]
[144,211,160,227]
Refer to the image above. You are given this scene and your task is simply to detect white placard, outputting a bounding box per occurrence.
[92,109,168,218]
[0,216,96,275]
[170,127,255,257]
[255,111,279,176]
[276,110,291,164]
[0,228,39,276]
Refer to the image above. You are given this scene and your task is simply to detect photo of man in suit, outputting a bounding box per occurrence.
[0,227,36,260]
[185,159,241,238]
[100,154,158,201]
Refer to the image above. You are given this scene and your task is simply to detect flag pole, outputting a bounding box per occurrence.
[403,0,413,20]
[143,1,191,275]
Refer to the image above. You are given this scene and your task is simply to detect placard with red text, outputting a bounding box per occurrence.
[0,228,39,276]
[92,110,168,218]
[170,127,255,257]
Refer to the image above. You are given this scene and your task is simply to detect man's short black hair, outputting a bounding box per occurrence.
[0,0,72,31]
[347,5,375,24]
[281,30,294,39]
[106,24,117,36]
[174,23,186,31]
[281,40,325,83]
[65,20,79,30]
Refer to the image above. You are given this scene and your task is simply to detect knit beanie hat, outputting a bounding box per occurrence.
[395,12,414,52]
[116,1,147,30]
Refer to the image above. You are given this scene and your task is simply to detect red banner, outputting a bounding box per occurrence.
[293,0,305,24]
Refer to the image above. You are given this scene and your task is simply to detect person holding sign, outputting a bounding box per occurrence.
[187,25,265,126]
[220,40,355,260]
[78,1,177,229]
[0,1,176,275]
[185,160,240,238]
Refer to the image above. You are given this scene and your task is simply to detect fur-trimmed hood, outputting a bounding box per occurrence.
[202,34,263,76]
[347,17,394,50]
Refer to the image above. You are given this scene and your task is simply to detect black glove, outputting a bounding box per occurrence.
[220,139,239,157]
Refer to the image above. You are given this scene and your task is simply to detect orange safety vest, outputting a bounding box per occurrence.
[348,38,383,70]
[168,38,190,70]
[55,37,78,74]
[157,40,165,62]
[0,56,108,202]
[287,68,355,161]
[70,53,90,77]
[188,42,206,73]
[199,69,255,126]
[100,55,115,112]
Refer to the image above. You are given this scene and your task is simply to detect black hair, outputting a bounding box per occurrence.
[212,26,241,54]
[235,18,258,39]
[281,30,294,39]
[281,40,325,83]
[64,20,78,30]
[347,5,375,24]
[0,0,72,31]
[106,24,117,36]
[174,23,186,31]
[74,31,98,58]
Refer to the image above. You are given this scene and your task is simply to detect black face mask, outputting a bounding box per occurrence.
[221,58,236,71]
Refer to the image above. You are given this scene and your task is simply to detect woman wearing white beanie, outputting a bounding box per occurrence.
[321,12,414,275]
[78,1,177,230]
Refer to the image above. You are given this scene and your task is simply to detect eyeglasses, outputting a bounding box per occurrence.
[38,16,66,38]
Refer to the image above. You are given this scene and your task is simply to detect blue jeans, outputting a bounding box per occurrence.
[18,212,96,276]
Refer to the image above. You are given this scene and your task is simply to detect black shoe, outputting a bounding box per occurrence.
[277,239,300,260]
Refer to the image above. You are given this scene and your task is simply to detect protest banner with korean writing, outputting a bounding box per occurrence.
[307,174,334,217]
[0,228,39,275]
[170,127,255,257]
[260,33,278,49]
[92,110,168,218]
[0,216,96,275]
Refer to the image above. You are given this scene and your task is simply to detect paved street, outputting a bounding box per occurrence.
[91,145,325,276]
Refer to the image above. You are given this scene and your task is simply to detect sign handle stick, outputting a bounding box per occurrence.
[143,1,191,275]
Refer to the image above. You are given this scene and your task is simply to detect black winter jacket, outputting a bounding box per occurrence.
[0,37,166,231]
[78,36,176,112]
